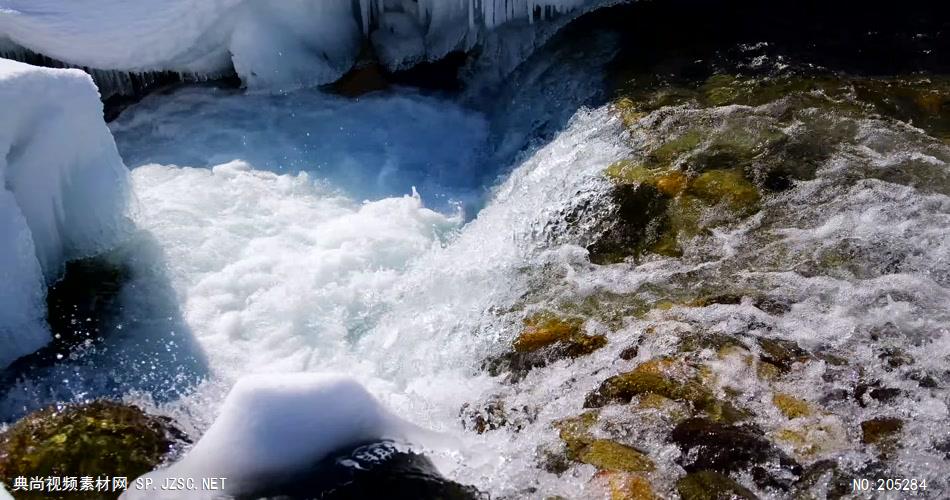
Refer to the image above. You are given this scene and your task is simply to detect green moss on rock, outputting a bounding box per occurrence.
[0,401,182,497]
[579,440,655,473]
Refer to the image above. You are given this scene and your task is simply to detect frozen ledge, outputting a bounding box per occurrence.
[0,0,624,94]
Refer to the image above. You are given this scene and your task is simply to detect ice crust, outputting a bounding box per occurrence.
[122,373,408,499]
[0,0,613,91]
[0,59,128,369]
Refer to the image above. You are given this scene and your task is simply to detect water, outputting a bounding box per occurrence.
[3,7,950,498]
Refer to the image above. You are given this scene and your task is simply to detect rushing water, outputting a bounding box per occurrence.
[2,2,949,498]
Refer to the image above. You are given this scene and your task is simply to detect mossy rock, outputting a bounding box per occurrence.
[579,440,655,473]
[772,393,812,419]
[583,359,748,423]
[513,313,605,356]
[0,401,183,498]
[593,471,657,500]
[486,312,606,381]
[756,338,811,372]
[860,417,903,446]
[555,411,599,461]
[676,471,757,500]
[687,169,761,213]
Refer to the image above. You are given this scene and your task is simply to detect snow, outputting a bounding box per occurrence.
[0,0,616,91]
[0,59,129,369]
[0,482,11,500]
[122,373,409,499]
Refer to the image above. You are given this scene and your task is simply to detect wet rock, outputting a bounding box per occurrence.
[486,313,606,381]
[619,345,640,361]
[2,255,130,376]
[591,470,657,500]
[772,393,813,419]
[553,412,655,474]
[460,398,534,434]
[513,313,606,357]
[855,381,902,407]
[268,441,483,500]
[579,440,655,473]
[0,400,184,493]
[756,338,810,372]
[584,359,747,423]
[675,470,757,500]
[555,411,599,462]
[791,460,853,499]
[670,418,800,476]
[878,347,914,370]
[860,417,903,446]
[586,182,669,264]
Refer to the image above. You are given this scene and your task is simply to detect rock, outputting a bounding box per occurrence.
[592,471,657,500]
[772,393,813,419]
[583,359,747,423]
[756,338,810,372]
[0,401,184,488]
[486,312,606,381]
[586,183,669,264]
[619,345,640,360]
[460,398,534,434]
[860,417,903,446]
[670,418,800,476]
[579,440,655,473]
[266,441,483,500]
[792,460,852,500]
[687,169,761,214]
[555,411,599,461]
[513,313,606,357]
[675,470,757,500]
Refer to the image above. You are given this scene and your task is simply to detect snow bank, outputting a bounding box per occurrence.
[0,0,616,91]
[123,373,408,499]
[0,59,129,368]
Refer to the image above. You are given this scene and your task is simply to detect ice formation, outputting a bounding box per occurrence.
[122,373,409,499]
[0,0,614,91]
[0,59,129,369]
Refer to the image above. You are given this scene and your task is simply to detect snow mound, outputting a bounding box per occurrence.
[0,58,129,369]
[0,0,615,91]
[123,373,409,499]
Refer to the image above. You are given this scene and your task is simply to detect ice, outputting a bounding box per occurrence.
[0,0,617,91]
[122,373,411,499]
[0,59,128,369]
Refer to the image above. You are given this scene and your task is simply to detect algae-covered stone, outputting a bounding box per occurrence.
[555,411,599,461]
[514,313,606,357]
[861,417,903,445]
[0,401,183,494]
[676,471,757,500]
[579,440,655,473]
[593,471,657,500]
[772,393,813,419]
[688,169,761,213]
[487,312,607,381]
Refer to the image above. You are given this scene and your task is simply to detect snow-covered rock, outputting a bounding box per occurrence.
[122,373,411,499]
[0,58,129,369]
[0,0,618,92]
